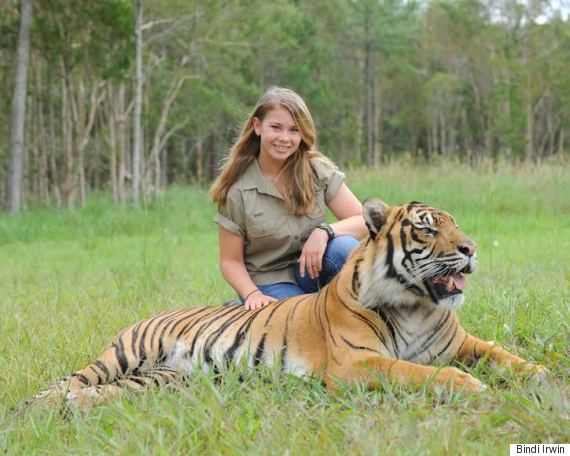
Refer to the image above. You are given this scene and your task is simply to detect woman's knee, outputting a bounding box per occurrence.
[325,235,359,265]
[318,236,359,282]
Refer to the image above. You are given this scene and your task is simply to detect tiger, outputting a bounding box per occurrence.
[26,198,547,411]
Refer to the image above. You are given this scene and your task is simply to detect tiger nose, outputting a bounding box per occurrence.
[458,241,476,257]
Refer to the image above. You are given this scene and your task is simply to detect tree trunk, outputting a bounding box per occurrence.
[431,114,438,157]
[557,124,564,155]
[196,137,204,185]
[373,79,383,165]
[363,11,374,167]
[76,81,87,207]
[60,58,75,209]
[7,0,33,214]
[106,85,119,202]
[75,80,105,207]
[523,44,534,162]
[36,78,49,205]
[484,115,493,160]
[106,82,132,206]
[143,71,189,196]
[206,135,217,181]
[132,0,143,207]
[47,61,61,209]
[117,83,129,206]
[160,144,168,190]
[32,56,49,206]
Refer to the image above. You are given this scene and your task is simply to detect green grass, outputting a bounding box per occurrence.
[0,161,569,454]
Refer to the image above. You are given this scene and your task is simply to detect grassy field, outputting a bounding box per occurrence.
[1,161,569,454]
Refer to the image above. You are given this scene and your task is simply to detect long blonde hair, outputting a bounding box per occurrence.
[210,87,334,215]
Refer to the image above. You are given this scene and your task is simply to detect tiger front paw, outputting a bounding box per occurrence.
[435,367,487,392]
[521,364,550,386]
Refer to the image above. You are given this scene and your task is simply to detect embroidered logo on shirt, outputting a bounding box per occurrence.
[253,212,264,218]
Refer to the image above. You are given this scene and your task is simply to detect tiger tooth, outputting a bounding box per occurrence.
[446,277,454,291]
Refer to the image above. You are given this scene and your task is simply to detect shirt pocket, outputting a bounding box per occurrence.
[248,220,281,238]
[246,220,286,255]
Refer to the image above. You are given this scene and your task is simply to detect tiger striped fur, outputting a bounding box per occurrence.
[28,198,547,411]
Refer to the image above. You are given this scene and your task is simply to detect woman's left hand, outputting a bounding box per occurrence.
[299,228,329,280]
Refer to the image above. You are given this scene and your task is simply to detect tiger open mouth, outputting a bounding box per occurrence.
[428,273,466,299]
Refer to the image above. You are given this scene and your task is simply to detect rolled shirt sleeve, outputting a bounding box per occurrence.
[313,160,346,204]
[214,188,246,237]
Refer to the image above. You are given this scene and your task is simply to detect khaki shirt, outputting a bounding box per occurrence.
[214,159,345,285]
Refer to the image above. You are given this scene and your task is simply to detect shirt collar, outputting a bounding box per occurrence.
[242,159,284,200]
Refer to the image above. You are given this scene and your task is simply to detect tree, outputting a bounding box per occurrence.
[132,0,143,207]
[7,0,32,214]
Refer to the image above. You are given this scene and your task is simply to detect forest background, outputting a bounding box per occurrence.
[1,0,569,213]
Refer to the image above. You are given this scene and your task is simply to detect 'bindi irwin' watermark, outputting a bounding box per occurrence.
[510,444,569,455]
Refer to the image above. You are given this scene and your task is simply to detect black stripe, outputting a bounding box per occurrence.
[425,280,439,303]
[321,286,338,347]
[410,230,422,243]
[317,286,341,366]
[148,314,169,354]
[138,328,148,369]
[419,310,452,352]
[375,308,395,342]
[407,202,425,211]
[264,299,288,327]
[455,333,470,364]
[334,280,387,347]
[124,375,147,387]
[313,289,326,336]
[387,314,409,345]
[71,372,91,386]
[205,306,249,343]
[436,324,459,358]
[167,307,213,337]
[341,336,381,354]
[286,295,311,323]
[280,335,288,371]
[351,257,362,295]
[157,334,166,364]
[94,360,110,381]
[223,327,246,365]
[253,334,267,367]
[385,234,397,278]
[222,310,262,364]
[130,321,143,360]
[159,309,196,339]
[366,221,376,240]
[375,307,398,355]
[87,365,103,384]
[392,231,426,295]
[148,374,164,387]
[188,306,245,358]
[202,307,250,365]
[178,307,221,337]
[114,337,129,375]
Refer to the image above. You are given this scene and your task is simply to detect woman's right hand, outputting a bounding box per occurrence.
[245,290,277,310]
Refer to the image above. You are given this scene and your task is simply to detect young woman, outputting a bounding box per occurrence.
[210,87,367,310]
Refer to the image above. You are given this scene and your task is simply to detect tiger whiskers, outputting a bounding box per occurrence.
[406,262,448,286]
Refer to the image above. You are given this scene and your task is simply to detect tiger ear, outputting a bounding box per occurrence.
[363,197,389,240]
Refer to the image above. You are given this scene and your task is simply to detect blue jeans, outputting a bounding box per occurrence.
[257,235,359,300]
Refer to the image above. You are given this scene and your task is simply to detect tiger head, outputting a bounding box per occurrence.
[359,198,477,310]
